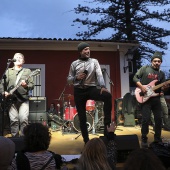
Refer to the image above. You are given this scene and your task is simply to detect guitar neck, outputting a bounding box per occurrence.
[152,80,170,91]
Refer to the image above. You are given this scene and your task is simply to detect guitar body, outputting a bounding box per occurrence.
[4,95,16,111]
[135,80,159,103]
[4,69,40,109]
[4,86,19,111]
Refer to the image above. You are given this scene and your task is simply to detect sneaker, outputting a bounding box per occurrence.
[141,137,148,148]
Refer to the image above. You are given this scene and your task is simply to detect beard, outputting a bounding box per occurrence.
[80,53,90,61]
[152,64,160,70]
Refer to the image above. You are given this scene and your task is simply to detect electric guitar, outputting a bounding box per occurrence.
[5,69,40,106]
[135,79,170,103]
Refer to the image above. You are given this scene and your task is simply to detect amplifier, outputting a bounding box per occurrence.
[29,97,46,113]
[28,112,48,124]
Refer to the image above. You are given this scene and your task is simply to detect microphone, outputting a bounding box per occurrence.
[8,59,16,62]
[102,68,106,72]
[80,70,88,85]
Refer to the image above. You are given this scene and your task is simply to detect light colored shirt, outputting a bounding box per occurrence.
[67,58,105,88]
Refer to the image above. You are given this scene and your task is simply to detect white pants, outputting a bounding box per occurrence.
[9,101,29,137]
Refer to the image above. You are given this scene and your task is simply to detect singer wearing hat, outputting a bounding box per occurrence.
[67,42,112,144]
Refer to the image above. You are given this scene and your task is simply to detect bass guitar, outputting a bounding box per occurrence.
[5,69,40,107]
[135,79,170,103]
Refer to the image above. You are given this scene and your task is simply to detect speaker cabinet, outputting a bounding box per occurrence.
[114,98,124,125]
[116,134,140,151]
[116,135,140,163]
[29,97,46,113]
[28,112,48,123]
[100,134,140,163]
[124,113,135,127]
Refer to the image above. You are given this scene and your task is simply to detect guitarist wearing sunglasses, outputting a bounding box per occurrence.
[133,51,169,148]
[1,53,34,137]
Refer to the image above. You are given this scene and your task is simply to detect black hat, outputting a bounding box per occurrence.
[151,51,162,62]
[77,42,89,52]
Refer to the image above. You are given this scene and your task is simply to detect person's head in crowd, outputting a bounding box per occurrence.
[50,103,55,108]
[76,137,112,170]
[23,123,51,152]
[0,136,15,170]
[123,148,166,170]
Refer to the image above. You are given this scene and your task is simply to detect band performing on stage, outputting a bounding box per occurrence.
[0,43,169,148]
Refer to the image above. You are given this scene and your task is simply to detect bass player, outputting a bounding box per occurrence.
[0,53,34,137]
[133,51,169,147]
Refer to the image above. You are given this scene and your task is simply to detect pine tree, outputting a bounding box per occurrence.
[73,0,170,66]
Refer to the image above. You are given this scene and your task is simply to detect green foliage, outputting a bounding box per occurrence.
[73,0,170,66]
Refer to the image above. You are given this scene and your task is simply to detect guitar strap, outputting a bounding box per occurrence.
[15,68,25,85]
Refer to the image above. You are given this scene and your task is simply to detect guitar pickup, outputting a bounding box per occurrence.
[139,92,144,96]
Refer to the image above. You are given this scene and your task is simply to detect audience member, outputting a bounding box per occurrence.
[123,148,166,170]
[47,103,57,128]
[10,123,63,170]
[48,103,57,116]
[47,102,63,131]
[74,122,117,170]
[0,136,15,170]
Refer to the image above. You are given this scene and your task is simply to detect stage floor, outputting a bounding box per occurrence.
[4,124,170,155]
[48,125,170,155]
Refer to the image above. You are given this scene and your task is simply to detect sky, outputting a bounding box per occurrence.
[0,0,170,75]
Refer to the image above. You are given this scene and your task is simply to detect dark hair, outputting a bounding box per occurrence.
[50,103,55,107]
[23,123,51,152]
[123,148,166,170]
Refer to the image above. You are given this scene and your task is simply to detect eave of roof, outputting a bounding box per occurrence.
[0,37,139,52]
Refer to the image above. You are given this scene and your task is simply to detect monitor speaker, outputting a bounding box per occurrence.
[100,134,140,163]
[116,134,140,162]
[29,97,46,113]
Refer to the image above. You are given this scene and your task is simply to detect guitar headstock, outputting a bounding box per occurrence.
[30,69,41,77]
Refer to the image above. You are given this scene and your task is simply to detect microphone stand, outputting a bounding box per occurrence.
[58,83,68,117]
[57,83,69,134]
[0,60,13,136]
[102,69,123,131]
[102,68,114,89]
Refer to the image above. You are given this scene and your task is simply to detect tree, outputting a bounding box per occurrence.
[72,0,170,68]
